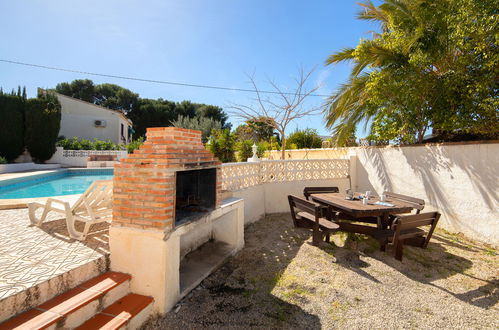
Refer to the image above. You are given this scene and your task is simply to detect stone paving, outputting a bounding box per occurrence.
[0,207,109,300]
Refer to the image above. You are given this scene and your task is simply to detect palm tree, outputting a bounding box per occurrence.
[323,0,435,144]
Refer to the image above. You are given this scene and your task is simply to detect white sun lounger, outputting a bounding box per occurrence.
[28,180,113,240]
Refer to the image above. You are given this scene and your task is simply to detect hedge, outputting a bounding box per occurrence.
[24,93,61,163]
[0,93,25,161]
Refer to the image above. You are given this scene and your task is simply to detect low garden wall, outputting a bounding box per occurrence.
[46,147,128,167]
[266,147,349,160]
[221,159,351,224]
[0,163,61,174]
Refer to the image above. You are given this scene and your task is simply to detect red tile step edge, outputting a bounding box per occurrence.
[0,271,131,330]
[76,293,154,330]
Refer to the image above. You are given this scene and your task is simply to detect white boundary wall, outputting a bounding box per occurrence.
[221,159,351,225]
[351,142,498,245]
[46,147,128,167]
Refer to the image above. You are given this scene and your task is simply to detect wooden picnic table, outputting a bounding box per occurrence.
[311,193,415,234]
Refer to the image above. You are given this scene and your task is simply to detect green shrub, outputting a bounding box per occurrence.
[208,129,236,163]
[93,138,119,150]
[0,156,7,164]
[256,141,267,157]
[56,137,123,151]
[57,136,79,150]
[127,137,144,153]
[236,140,267,162]
[79,138,93,150]
[24,93,61,163]
[171,115,221,142]
[236,140,253,162]
[286,128,323,149]
[0,93,25,161]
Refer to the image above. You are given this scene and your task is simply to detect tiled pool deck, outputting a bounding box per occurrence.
[0,205,110,301]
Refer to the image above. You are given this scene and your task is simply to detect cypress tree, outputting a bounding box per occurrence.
[0,91,25,161]
[24,92,61,162]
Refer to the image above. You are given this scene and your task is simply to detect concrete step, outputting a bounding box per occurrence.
[0,271,131,329]
[76,293,154,330]
[0,255,109,323]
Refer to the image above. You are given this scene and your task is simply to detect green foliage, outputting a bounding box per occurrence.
[24,92,61,163]
[256,141,267,157]
[195,104,230,130]
[236,140,254,162]
[129,98,177,137]
[325,0,499,144]
[93,139,120,150]
[236,140,267,162]
[0,90,25,161]
[171,115,222,142]
[268,136,281,150]
[208,129,236,163]
[55,79,95,102]
[235,117,276,142]
[286,129,323,149]
[94,83,139,112]
[56,136,82,150]
[0,156,7,164]
[127,137,144,153]
[56,137,124,151]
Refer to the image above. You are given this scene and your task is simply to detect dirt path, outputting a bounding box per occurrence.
[145,214,498,329]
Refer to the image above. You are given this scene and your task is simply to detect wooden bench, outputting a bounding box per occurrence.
[87,155,118,168]
[371,212,440,261]
[288,195,339,245]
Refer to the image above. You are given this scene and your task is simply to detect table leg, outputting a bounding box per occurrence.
[312,225,322,246]
[381,213,389,229]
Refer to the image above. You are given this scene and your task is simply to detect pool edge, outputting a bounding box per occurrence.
[0,194,82,210]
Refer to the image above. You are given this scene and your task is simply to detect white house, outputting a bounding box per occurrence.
[54,92,133,145]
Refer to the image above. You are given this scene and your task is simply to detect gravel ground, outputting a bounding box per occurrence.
[144,214,498,330]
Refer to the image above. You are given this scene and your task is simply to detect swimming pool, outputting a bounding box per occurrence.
[0,169,113,199]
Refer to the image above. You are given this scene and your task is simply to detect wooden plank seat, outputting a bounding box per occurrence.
[385,192,425,222]
[288,195,340,245]
[296,211,340,231]
[303,187,339,218]
[371,212,440,261]
[303,187,339,200]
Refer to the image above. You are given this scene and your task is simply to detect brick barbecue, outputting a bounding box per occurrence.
[112,127,222,231]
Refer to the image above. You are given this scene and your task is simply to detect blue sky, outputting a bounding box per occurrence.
[0,0,378,137]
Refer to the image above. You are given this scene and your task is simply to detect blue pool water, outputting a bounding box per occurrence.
[0,170,113,199]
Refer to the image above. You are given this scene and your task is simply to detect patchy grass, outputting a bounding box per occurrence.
[484,247,497,256]
[145,214,499,330]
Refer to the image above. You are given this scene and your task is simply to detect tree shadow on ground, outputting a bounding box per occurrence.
[145,213,322,329]
[318,233,381,284]
[322,230,498,310]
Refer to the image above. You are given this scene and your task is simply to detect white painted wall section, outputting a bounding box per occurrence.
[353,143,498,245]
[56,93,132,144]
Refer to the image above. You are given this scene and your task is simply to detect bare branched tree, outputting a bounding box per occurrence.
[229,66,321,160]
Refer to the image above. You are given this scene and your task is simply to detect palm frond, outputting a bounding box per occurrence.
[323,74,374,145]
[357,1,390,31]
[325,48,356,66]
